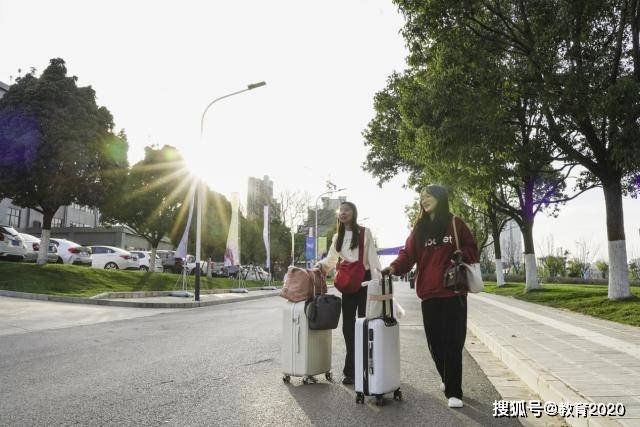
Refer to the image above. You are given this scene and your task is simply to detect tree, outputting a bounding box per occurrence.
[572,238,600,279]
[363,41,589,290]
[596,260,609,279]
[0,58,128,264]
[201,190,232,260]
[538,235,568,278]
[630,261,640,280]
[278,189,310,265]
[394,0,640,299]
[101,145,189,272]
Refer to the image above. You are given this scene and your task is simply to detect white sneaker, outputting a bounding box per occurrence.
[448,397,463,408]
[440,382,445,391]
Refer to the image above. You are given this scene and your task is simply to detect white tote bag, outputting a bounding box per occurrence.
[452,217,484,293]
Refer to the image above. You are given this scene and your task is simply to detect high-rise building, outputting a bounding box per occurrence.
[247,175,275,220]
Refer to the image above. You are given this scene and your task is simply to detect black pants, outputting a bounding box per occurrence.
[341,270,370,377]
[421,296,467,398]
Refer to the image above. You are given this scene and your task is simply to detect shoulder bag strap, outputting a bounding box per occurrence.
[451,216,460,251]
[306,268,319,297]
[358,226,365,263]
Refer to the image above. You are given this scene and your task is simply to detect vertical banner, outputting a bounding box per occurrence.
[176,189,195,259]
[224,192,240,266]
[305,236,316,261]
[263,205,270,269]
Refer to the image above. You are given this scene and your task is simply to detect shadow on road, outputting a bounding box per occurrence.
[282,377,512,426]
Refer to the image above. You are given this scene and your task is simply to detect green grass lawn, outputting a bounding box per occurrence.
[483,282,640,327]
[0,262,277,298]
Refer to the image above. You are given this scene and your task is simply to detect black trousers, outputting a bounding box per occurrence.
[341,270,370,377]
[421,295,467,398]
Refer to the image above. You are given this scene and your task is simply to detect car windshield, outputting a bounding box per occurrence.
[1,226,18,236]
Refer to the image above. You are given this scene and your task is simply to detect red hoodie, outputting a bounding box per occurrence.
[391,216,479,301]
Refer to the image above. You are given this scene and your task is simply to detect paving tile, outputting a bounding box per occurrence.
[468,293,640,427]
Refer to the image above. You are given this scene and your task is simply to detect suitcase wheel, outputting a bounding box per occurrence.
[325,372,333,382]
[356,392,365,404]
[393,389,403,401]
[302,376,317,385]
[375,395,385,406]
[282,375,291,384]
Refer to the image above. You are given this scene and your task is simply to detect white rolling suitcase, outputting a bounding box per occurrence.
[355,274,402,405]
[281,300,333,384]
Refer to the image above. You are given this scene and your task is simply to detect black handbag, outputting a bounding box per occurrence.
[443,217,468,293]
[305,273,342,330]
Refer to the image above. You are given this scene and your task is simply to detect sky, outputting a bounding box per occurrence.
[1,0,639,263]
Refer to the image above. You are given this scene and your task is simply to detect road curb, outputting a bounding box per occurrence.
[89,287,274,299]
[467,316,621,427]
[0,289,281,309]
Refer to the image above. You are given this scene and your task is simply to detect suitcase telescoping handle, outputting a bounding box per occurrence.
[381,271,394,320]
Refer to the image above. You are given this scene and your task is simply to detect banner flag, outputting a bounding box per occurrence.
[376,246,404,256]
[263,205,270,269]
[224,192,240,266]
[175,189,195,259]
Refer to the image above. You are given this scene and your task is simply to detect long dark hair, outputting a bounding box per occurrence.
[336,201,360,252]
[412,185,453,248]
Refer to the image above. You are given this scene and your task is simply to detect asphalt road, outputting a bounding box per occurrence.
[0,283,519,426]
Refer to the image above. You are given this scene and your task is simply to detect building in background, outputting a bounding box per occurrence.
[298,196,347,239]
[247,175,276,220]
[20,225,173,251]
[480,219,524,274]
[0,80,8,98]
[500,219,523,274]
[0,199,101,229]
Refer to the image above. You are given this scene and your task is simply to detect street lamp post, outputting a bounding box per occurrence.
[194,81,267,301]
[314,188,346,264]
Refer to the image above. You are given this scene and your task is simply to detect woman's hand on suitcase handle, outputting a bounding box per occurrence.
[313,262,325,274]
[381,266,395,276]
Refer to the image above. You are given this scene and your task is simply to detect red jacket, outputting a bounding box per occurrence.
[391,216,479,301]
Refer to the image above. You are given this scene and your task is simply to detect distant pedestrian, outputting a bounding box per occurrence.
[382,185,478,408]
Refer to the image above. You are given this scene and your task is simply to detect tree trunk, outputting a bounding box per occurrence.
[492,231,505,287]
[520,219,540,291]
[37,211,55,265]
[290,231,295,266]
[487,199,505,286]
[602,179,631,300]
[149,246,157,273]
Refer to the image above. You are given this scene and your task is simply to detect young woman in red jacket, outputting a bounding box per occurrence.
[382,185,478,409]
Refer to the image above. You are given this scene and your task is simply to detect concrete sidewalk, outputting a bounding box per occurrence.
[468,292,640,427]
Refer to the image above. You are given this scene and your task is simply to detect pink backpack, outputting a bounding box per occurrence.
[280,267,327,302]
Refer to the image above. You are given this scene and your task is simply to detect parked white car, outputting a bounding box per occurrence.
[0,225,27,260]
[50,238,92,265]
[19,233,58,263]
[89,246,139,270]
[184,255,208,275]
[130,251,163,272]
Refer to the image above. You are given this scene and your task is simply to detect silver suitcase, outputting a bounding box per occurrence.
[281,300,332,384]
[355,275,402,405]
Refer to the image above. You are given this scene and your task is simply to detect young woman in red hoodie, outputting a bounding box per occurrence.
[382,185,478,408]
